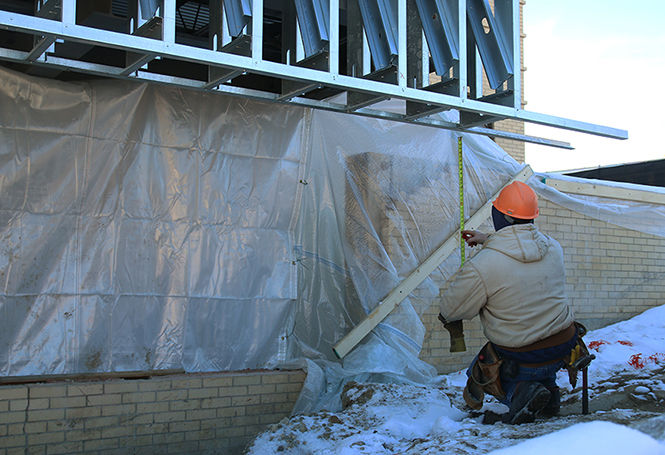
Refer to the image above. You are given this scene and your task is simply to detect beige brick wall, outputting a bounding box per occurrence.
[537,198,665,329]
[420,196,665,374]
[494,118,525,163]
[0,370,304,455]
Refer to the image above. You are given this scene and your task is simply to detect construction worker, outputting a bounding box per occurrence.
[438,181,578,424]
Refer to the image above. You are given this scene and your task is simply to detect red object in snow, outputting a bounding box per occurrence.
[629,354,645,369]
[588,340,608,351]
[628,353,665,369]
[648,353,665,363]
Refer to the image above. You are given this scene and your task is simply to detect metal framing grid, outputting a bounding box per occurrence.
[0,0,627,149]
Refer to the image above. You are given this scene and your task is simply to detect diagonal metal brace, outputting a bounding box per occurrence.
[333,164,534,359]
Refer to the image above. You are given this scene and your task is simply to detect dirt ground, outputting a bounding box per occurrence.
[246,364,665,454]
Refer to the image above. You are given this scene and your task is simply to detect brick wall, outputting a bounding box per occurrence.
[420,196,665,374]
[0,370,304,455]
[537,198,665,330]
[494,118,526,163]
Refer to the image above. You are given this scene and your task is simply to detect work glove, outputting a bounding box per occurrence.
[438,313,466,352]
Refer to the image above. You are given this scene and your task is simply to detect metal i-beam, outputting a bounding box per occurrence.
[414,0,459,76]
[496,0,521,108]
[332,165,535,359]
[358,0,397,70]
[0,7,628,142]
[0,44,573,149]
[466,0,513,90]
[329,0,338,74]
[224,0,251,37]
[294,0,329,58]
[251,0,262,60]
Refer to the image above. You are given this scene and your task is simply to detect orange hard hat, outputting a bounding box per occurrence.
[493,181,539,219]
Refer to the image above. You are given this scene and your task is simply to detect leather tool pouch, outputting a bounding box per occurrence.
[463,342,506,409]
[563,322,595,388]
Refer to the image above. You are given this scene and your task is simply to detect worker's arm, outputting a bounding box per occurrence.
[461,230,489,247]
[439,261,488,322]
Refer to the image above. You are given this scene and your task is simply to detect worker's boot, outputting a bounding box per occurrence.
[505,382,551,425]
[540,386,560,418]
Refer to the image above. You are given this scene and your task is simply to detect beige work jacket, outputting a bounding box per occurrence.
[439,224,574,348]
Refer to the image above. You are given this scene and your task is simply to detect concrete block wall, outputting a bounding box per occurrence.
[0,370,305,455]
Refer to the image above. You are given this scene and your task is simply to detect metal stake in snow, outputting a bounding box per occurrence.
[459,136,465,265]
[332,164,535,359]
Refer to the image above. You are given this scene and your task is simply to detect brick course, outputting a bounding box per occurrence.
[0,370,305,455]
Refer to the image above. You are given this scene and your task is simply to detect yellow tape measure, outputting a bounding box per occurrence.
[458,136,465,266]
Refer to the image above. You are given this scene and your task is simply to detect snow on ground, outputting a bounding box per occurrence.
[246,306,665,454]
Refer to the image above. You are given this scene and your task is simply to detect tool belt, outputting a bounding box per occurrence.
[462,322,595,409]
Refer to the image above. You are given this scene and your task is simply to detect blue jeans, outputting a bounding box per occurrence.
[498,360,563,406]
[466,355,564,407]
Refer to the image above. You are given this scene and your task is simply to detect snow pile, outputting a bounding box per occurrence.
[249,382,468,454]
[344,383,466,439]
[247,306,665,454]
[584,305,665,382]
[555,305,665,408]
[486,421,665,455]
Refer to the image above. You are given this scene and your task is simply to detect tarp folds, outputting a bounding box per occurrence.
[0,66,520,380]
[0,68,301,375]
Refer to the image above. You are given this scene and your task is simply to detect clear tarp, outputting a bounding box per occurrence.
[2,66,664,411]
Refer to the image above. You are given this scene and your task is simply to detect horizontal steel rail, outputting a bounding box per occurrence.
[0,8,628,145]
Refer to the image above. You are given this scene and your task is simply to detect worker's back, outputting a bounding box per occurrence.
[472,223,574,347]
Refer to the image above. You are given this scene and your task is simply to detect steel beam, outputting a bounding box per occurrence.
[294,0,329,59]
[251,0,262,60]
[358,0,397,71]
[26,35,55,61]
[466,0,513,90]
[0,45,573,149]
[414,0,458,76]
[495,0,520,108]
[329,0,338,74]
[456,0,467,99]
[0,8,628,141]
[224,0,251,38]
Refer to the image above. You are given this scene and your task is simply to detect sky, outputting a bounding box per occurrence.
[523,1,665,172]
[247,304,665,454]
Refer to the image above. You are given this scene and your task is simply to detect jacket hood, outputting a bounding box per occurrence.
[484,224,550,263]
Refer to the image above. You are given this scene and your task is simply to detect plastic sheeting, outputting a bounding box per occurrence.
[2,66,665,411]
[0,64,523,385]
[0,68,301,374]
[531,174,665,239]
